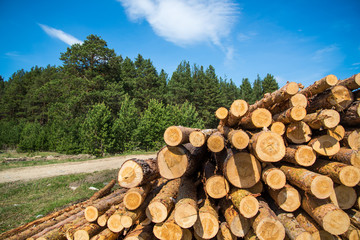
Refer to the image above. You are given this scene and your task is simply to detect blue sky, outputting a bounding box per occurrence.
[1,0,359,87]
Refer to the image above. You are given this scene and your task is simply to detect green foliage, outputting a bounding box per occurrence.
[251,75,263,104]
[262,73,279,94]
[18,122,48,152]
[239,78,253,103]
[0,120,24,149]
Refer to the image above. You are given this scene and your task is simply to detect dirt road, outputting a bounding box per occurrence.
[0,153,156,183]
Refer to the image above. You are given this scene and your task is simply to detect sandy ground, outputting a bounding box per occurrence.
[0,153,157,183]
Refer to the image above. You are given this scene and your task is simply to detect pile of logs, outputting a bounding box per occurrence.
[1,73,360,240]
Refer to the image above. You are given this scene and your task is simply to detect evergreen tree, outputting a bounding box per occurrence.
[167,61,193,104]
[262,73,279,94]
[251,74,263,104]
[239,78,253,103]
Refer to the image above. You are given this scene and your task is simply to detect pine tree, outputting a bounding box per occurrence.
[167,61,193,105]
[262,73,279,94]
[251,74,263,104]
[239,78,253,103]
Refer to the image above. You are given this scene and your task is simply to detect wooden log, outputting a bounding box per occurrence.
[342,224,360,240]
[153,210,183,240]
[249,82,299,112]
[308,158,360,187]
[215,149,262,188]
[227,99,249,127]
[107,203,126,233]
[283,145,316,167]
[118,158,158,188]
[347,209,360,229]
[207,131,225,153]
[221,127,249,150]
[73,222,103,240]
[203,161,230,199]
[330,184,357,210]
[217,222,236,240]
[239,108,272,129]
[88,179,116,201]
[303,109,340,129]
[174,178,198,228]
[301,194,350,235]
[121,201,148,228]
[35,217,86,240]
[123,183,152,210]
[331,148,360,169]
[193,198,220,239]
[309,135,340,156]
[157,143,205,179]
[267,184,301,212]
[273,107,307,124]
[307,85,354,113]
[341,101,360,127]
[286,121,312,144]
[89,228,120,240]
[229,187,259,218]
[299,74,338,98]
[219,199,251,237]
[245,181,264,195]
[261,163,286,190]
[146,178,181,223]
[279,165,333,199]
[269,93,308,115]
[271,122,286,136]
[337,73,360,90]
[327,125,346,141]
[216,107,229,121]
[124,224,153,240]
[343,129,360,151]
[65,220,88,240]
[251,200,285,240]
[189,129,217,147]
[164,126,196,146]
[294,210,322,240]
[244,228,259,240]
[181,228,193,240]
[97,205,117,227]
[249,131,286,162]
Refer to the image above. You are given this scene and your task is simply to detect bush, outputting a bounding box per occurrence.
[18,122,48,152]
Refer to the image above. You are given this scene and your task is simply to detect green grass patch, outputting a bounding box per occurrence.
[0,169,118,233]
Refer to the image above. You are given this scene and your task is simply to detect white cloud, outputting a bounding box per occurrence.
[5,51,20,57]
[38,24,83,46]
[237,32,257,42]
[312,44,339,62]
[118,0,238,47]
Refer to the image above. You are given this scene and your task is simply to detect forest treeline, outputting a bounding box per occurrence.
[0,35,279,156]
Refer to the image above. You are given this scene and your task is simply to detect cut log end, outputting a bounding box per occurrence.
[276,185,301,212]
[339,166,360,187]
[286,121,312,144]
[164,126,185,146]
[124,191,143,210]
[216,107,229,120]
[190,131,206,147]
[239,195,259,218]
[291,106,307,121]
[320,109,340,129]
[230,99,248,118]
[330,85,354,111]
[264,168,286,190]
[255,218,285,240]
[271,122,286,136]
[347,130,360,151]
[229,130,249,150]
[74,230,90,240]
[153,222,183,240]
[253,131,286,162]
[207,134,225,153]
[327,125,345,141]
[205,175,230,199]
[157,146,189,179]
[286,82,300,95]
[295,232,313,240]
[311,135,340,156]
[118,160,144,188]
[194,212,220,239]
[107,214,124,233]
[322,209,350,235]
[85,206,98,222]
[174,203,198,229]
[325,74,339,86]
[290,94,308,108]
[251,108,272,128]
[332,185,357,210]
[310,176,334,199]
[295,146,316,167]
[146,201,168,223]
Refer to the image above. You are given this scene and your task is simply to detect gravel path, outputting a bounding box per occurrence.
[0,153,157,183]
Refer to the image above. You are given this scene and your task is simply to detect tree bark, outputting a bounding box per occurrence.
[343,129,360,151]
[299,74,338,98]
[193,198,220,239]
[267,184,301,212]
[341,224,360,240]
[73,222,104,240]
[89,228,120,240]
[341,101,360,127]
[164,126,197,146]
[217,222,237,240]
[309,135,340,156]
[239,108,272,129]
[337,73,360,90]
[261,163,286,190]
[207,131,225,153]
[229,187,259,218]
[303,109,340,129]
[124,224,153,240]
[347,209,360,230]
[271,122,286,136]
[35,217,86,240]
[203,161,230,199]
[249,131,286,162]
[286,121,312,144]
[273,107,307,124]
[294,210,322,240]
[123,183,152,210]
[88,179,116,201]
[273,210,312,240]
[189,129,217,147]
[283,145,316,167]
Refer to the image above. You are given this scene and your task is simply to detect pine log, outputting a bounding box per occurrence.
[343,129,360,150]
[273,107,307,124]
[146,178,181,223]
[330,184,357,210]
[239,108,272,129]
[347,209,360,229]
[35,217,86,240]
[342,224,360,240]
[229,187,259,218]
[207,131,225,153]
[267,184,301,212]
[157,143,205,179]
[299,74,338,98]
[355,89,360,100]
[193,198,220,239]
[286,121,312,144]
[249,82,299,113]
[251,200,285,240]
[217,222,236,240]
[245,181,264,195]
[123,183,152,210]
[203,161,230,199]
[303,109,340,129]
[107,203,126,233]
[308,158,360,187]
[227,99,249,127]
[261,163,286,190]
[118,158,159,188]
[189,129,217,147]
[283,145,316,167]
[97,205,117,227]
[164,126,196,146]
[269,93,308,115]
[174,178,198,228]
[73,222,103,240]
[121,202,148,228]
[219,199,251,237]
[301,194,350,235]
[327,125,346,141]
[337,73,360,90]
[65,220,88,240]
[309,135,340,156]
[124,224,153,240]
[271,122,286,136]
[307,85,354,113]
[216,107,229,121]
[215,149,262,188]
[244,228,259,240]
[341,101,360,126]
[294,210,322,240]
[88,179,116,201]
[249,131,286,162]
[153,210,183,240]
[279,165,333,199]
[89,228,120,240]
[220,126,249,150]
[181,228,193,240]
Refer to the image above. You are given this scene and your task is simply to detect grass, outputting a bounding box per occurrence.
[0,169,119,233]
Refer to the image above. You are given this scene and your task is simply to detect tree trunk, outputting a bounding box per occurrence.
[124,224,153,240]
[207,131,225,153]
[341,224,360,240]
[271,122,286,136]
[174,178,198,228]
[341,101,360,127]
[219,199,251,238]
[330,184,357,210]
[303,109,340,129]
[217,222,236,240]
[146,178,181,223]
[301,194,350,235]
[203,161,230,199]
[294,210,322,240]
[118,158,159,188]
[279,165,333,199]
[226,99,249,127]
[327,125,346,141]
[308,158,360,187]
[282,145,316,167]
[299,74,338,98]
[239,108,272,129]
[89,228,120,240]
[249,131,286,162]
[286,121,312,144]
[193,198,220,239]
[274,210,312,240]
[153,210,183,240]
[261,163,286,190]
[337,73,360,90]
[267,184,301,212]
[164,126,197,146]
[97,205,117,227]
[73,222,104,240]
[251,200,285,240]
[273,107,307,124]
[123,183,152,210]
[215,149,262,188]
[309,135,340,156]
[269,93,308,115]
[343,129,360,151]
[229,187,259,218]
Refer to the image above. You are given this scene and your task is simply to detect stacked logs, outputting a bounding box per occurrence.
[1,73,360,240]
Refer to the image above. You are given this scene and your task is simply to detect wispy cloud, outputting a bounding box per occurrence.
[118,0,238,47]
[237,32,257,42]
[312,44,339,62]
[5,51,20,57]
[38,24,83,45]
